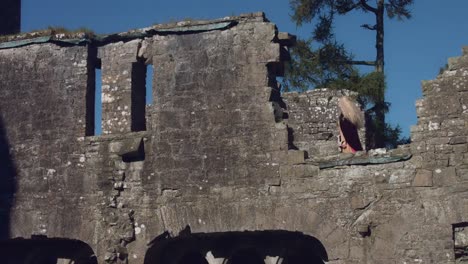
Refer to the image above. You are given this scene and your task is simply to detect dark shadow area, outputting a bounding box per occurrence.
[131,59,147,132]
[452,222,468,261]
[227,248,264,264]
[364,112,376,151]
[287,126,299,150]
[0,0,20,35]
[283,250,325,264]
[0,236,97,264]
[177,251,209,264]
[268,71,288,122]
[268,81,287,110]
[0,115,17,239]
[144,229,327,264]
[121,138,145,163]
[86,47,100,136]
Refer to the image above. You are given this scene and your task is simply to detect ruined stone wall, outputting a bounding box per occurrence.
[275,48,468,263]
[81,13,292,262]
[1,12,468,264]
[0,43,99,242]
[0,13,295,263]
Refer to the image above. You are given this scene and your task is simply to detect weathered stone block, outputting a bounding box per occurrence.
[303,164,319,178]
[279,165,292,178]
[457,168,468,180]
[412,169,433,187]
[450,136,467,145]
[286,150,305,165]
[356,224,370,237]
[433,167,458,186]
[350,195,371,210]
[454,144,468,153]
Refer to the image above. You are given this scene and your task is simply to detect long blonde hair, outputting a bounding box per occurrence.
[338,96,364,128]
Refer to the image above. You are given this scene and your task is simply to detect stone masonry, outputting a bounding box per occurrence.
[0,12,468,264]
[283,89,366,157]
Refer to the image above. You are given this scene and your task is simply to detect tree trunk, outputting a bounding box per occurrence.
[373,0,385,148]
[375,0,384,73]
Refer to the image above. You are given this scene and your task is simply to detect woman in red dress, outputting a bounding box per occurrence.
[337,96,364,153]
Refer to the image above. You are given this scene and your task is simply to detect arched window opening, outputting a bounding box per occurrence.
[0,237,97,264]
[144,230,328,264]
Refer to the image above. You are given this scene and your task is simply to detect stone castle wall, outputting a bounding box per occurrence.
[0,13,468,264]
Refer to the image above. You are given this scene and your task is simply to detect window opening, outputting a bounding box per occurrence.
[86,56,101,136]
[94,67,102,135]
[146,64,154,105]
[453,222,468,262]
[131,60,147,131]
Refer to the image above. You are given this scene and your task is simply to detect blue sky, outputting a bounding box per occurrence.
[22,0,468,137]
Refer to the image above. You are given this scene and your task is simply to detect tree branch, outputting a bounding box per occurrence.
[359,0,377,13]
[346,60,376,66]
[337,2,360,13]
[361,24,377,30]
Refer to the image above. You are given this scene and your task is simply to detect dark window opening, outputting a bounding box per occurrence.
[94,66,102,135]
[131,59,148,131]
[86,50,101,136]
[453,222,468,261]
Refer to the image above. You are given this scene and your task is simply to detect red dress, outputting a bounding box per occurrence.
[339,115,363,153]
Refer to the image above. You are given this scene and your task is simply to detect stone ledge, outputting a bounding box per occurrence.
[310,151,412,169]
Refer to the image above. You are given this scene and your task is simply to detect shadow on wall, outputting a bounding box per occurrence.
[0,115,17,239]
[0,236,98,264]
[144,229,328,264]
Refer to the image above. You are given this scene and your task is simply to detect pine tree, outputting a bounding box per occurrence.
[284,0,413,148]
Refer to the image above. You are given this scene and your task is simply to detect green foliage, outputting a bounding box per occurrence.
[382,123,411,149]
[385,0,414,20]
[282,38,354,92]
[290,0,413,29]
[328,71,386,104]
[284,0,414,149]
